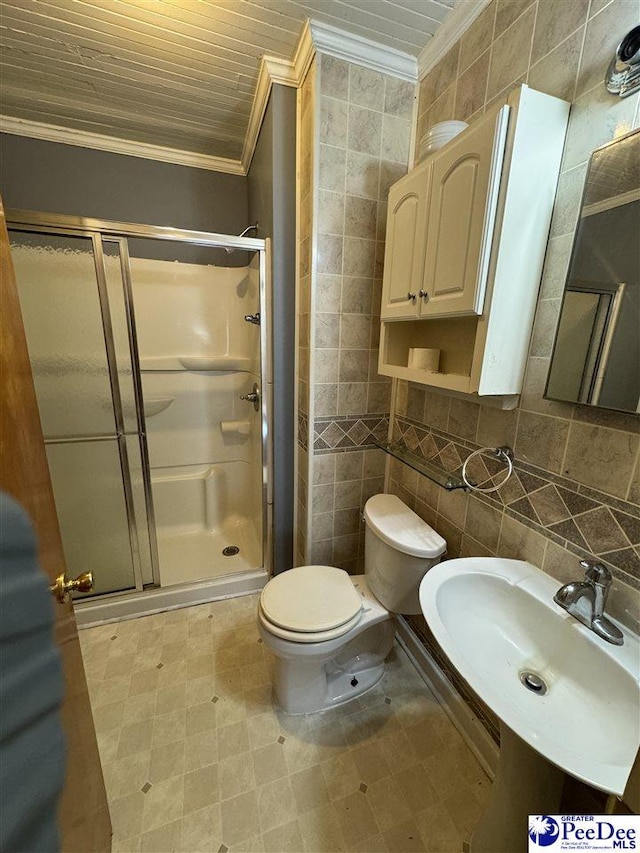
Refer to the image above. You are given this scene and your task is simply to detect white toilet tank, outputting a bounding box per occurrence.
[363,494,446,614]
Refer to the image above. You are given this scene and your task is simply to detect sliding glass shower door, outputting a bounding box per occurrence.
[9,230,156,596]
[9,211,269,605]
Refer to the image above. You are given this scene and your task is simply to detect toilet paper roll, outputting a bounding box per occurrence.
[408,348,440,372]
[220,420,251,436]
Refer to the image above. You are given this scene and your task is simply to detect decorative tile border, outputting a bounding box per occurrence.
[394,415,640,583]
[314,413,389,453]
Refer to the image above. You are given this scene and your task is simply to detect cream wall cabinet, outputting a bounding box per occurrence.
[421,106,509,318]
[379,162,431,320]
[378,85,570,398]
[380,106,509,322]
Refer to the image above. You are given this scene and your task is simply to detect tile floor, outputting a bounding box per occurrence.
[80,593,492,853]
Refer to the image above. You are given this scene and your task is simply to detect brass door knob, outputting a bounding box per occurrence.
[50,571,93,604]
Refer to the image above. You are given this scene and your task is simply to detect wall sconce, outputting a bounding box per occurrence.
[605,26,640,97]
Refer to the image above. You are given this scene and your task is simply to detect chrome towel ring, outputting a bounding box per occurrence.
[462,446,513,493]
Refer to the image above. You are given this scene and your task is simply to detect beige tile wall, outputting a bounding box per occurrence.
[389,0,640,630]
[314,56,413,425]
[310,448,387,572]
[297,53,415,570]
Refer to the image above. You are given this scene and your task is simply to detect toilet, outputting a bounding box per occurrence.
[258,493,446,713]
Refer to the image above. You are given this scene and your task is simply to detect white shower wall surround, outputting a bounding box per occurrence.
[130,256,263,587]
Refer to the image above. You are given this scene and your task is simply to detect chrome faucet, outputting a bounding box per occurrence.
[554,559,624,645]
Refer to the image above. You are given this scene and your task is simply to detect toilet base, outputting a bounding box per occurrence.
[275,654,387,715]
[270,618,395,714]
[326,658,386,707]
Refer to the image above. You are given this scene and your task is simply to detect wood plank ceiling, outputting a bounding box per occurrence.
[0,0,454,161]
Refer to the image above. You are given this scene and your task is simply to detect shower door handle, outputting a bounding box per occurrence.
[240,383,260,411]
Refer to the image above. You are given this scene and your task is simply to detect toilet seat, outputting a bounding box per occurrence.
[259,565,364,644]
[258,605,364,643]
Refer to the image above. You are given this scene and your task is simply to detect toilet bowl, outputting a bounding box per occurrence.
[258,494,446,713]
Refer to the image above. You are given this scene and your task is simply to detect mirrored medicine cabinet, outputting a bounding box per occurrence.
[545,128,640,414]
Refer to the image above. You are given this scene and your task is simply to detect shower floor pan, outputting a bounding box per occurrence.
[156,514,261,587]
[151,462,262,587]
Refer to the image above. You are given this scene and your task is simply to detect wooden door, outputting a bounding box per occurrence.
[380,161,431,320]
[0,198,112,852]
[421,105,510,318]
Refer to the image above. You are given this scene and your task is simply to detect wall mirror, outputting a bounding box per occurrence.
[545,128,640,414]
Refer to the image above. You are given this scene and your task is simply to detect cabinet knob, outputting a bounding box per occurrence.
[407,292,416,302]
[419,290,429,300]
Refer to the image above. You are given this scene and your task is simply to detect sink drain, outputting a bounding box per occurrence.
[519,671,548,695]
[222,545,240,557]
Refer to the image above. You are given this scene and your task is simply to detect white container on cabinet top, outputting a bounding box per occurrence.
[378,84,570,398]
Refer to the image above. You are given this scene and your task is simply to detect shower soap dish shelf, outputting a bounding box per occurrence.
[140,355,252,372]
[180,356,252,372]
[220,420,251,436]
[143,397,175,417]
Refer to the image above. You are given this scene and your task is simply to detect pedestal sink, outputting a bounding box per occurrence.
[419,557,640,853]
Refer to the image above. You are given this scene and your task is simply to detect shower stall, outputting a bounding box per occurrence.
[8,210,270,623]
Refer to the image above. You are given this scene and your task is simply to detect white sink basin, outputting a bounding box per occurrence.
[419,557,640,796]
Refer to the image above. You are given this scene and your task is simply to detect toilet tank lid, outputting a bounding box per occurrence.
[364,494,446,559]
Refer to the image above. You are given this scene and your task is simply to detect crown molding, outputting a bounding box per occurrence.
[309,19,417,83]
[0,115,245,175]
[240,56,276,173]
[417,0,492,80]
[240,51,306,173]
[293,20,316,85]
[263,55,299,87]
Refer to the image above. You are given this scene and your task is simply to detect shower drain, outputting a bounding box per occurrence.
[222,545,240,557]
[519,670,548,695]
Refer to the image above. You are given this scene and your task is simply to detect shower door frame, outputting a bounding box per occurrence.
[7,209,271,611]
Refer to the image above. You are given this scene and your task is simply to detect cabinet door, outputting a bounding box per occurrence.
[380,162,431,320]
[420,105,509,318]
